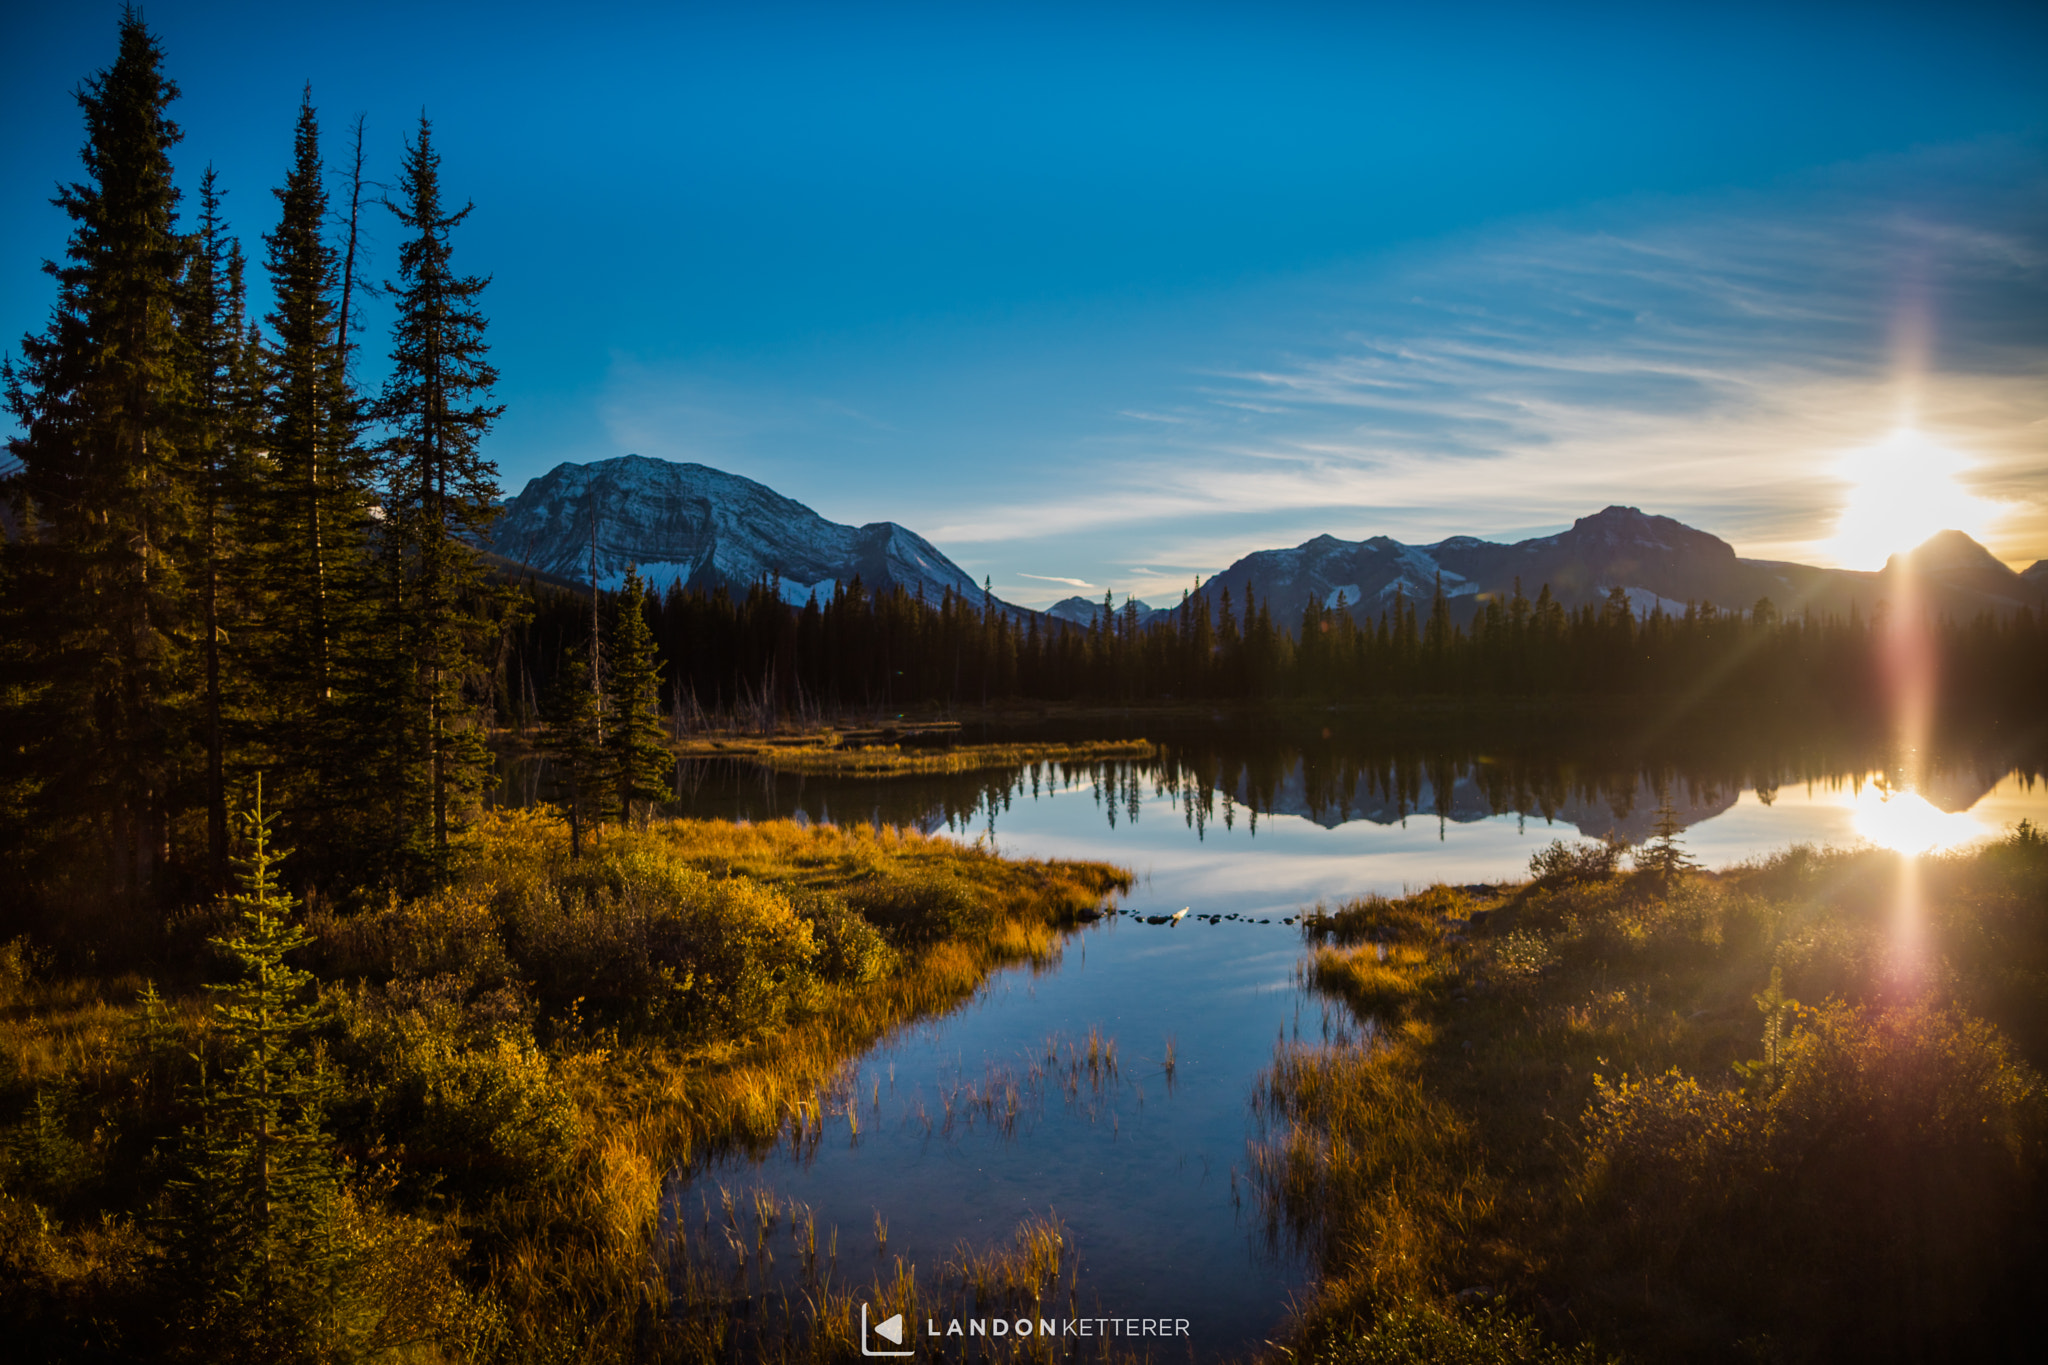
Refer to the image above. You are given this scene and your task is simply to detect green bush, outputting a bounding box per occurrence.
[845,866,993,944]
[335,992,576,1194]
[1529,839,1623,888]
[496,843,819,1038]
[1579,1068,1759,1241]
[1577,997,2047,1355]
[791,890,898,984]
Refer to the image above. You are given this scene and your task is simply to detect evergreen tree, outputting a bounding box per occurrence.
[1636,788,1699,888]
[543,654,610,858]
[261,90,359,738]
[607,566,672,821]
[164,780,350,1359]
[180,166,254,881]
[257,89,377,872]
[373,114,504,872]
[1,9,194,899]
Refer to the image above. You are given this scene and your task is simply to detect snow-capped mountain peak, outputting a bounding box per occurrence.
[491,455,994,606]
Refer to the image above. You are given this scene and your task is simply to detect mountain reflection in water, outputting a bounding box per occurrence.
[493,720,2045,869]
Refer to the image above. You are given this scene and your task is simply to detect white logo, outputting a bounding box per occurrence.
[861,1303,912,1357]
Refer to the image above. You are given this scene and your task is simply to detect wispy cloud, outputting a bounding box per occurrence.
[1018,572,1096,589]
[945,142,2048,572]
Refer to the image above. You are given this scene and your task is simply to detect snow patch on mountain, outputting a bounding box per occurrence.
[1621,586,1691,618]
[493,454,1009,612]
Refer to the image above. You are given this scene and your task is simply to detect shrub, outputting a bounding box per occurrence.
[791,890,898,983]
[1578,1068,1759,1238]
[499,845,819,1038]
[1577,998,2047,1355]
[338,994,577,1194]
[845,866,993,944]
[1529,839,1623,889]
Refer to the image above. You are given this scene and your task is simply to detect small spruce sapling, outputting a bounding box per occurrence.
[1635,790,1699,888]
[1733,965,1801,1095]
[164,779,351,1359]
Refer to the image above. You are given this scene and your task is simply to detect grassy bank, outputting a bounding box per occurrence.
[1261,826,2048,1363]
[672,733,1155,776]
[1,809,1130,1363]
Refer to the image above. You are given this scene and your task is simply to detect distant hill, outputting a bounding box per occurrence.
[491,455,1013,611]
[1044,595,1171,628]
[1190,506,2043,631]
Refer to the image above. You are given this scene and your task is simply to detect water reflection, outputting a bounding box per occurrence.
[492,724,2045,875]
[494,722,2048,1360]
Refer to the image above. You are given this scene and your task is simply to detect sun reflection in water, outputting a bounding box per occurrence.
[1850,785,1989,856]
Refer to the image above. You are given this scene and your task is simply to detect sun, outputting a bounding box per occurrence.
[1823,429,1998,571]
[1850,784,1988,856]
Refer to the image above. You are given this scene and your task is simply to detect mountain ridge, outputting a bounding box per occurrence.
[489,457,2042,630]
[1188,505,2042,631]
[491,455,1010,611]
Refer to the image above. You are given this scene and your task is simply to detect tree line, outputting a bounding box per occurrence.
[499,568,2047,731]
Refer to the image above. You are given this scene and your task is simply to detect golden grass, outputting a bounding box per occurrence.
[0,808,1135,1364]
[441,809,1131,1362]
[673,734,1155,776]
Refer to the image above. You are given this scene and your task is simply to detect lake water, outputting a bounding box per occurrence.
[503,722,2048,1360]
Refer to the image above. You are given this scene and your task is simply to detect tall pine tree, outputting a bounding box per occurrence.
[180,166,256,882]
[1,9,194,900]
[373,114,505,873]
[258,89,373,865]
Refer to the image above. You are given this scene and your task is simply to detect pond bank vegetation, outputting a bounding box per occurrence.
[1,808,1130,1362]
[1262,822,2048,1363]
[665,733,1156,777]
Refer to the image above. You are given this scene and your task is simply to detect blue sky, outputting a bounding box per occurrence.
[5,1,2045,604]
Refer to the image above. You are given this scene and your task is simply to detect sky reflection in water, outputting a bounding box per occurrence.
[667,754,2044,1360]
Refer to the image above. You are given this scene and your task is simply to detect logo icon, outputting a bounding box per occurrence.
[861,1303,913,1357]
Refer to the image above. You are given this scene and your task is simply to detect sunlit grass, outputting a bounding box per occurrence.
[1261,827,2048,1363]
[1,808,1133,1363]
[674,734,1154,776]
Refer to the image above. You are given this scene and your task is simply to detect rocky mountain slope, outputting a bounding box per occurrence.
[488,457,2038,632]
[491,455,1000,609]
[1192,506,2042,630]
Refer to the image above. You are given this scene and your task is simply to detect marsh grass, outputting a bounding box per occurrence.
[0,808,1131,1363]
[1263,829,2048,1363]
[674,734,1154,776]
[665,1193,1150,1363]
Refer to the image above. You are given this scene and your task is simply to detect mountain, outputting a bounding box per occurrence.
[1226,760,1738,840]
[1193,506,2042,631]
[491,455,1003,609]
[1044,595,1170,628]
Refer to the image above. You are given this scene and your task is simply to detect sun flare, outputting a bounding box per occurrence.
[1850,785,1989,856]
[1824,429,1997,571]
